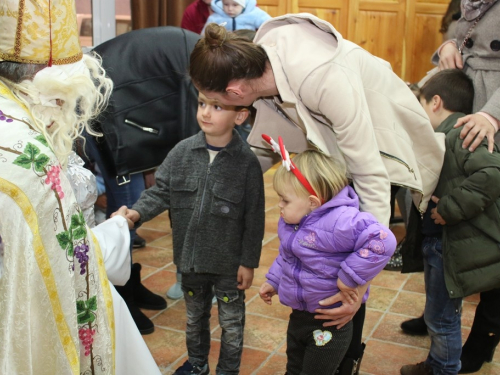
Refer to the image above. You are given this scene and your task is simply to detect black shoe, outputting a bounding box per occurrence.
[401,315,428,336]
[131,263,167,310]
[459,332,499,373]
[400,362,433,375]
[133,234,146,248]
[114,283,155,335]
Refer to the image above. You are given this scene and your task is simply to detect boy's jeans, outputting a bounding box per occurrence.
[182,272,245,375]
[423,236,462,375]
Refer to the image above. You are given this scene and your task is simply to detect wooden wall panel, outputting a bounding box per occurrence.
[257,0,288,17]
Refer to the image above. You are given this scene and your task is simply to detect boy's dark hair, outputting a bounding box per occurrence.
[419,69,474,115]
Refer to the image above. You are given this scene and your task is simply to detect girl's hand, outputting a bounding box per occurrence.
[259,282,277,305]
[337,278,359,305]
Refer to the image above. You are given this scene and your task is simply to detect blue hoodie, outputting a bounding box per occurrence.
[202,0,271,33]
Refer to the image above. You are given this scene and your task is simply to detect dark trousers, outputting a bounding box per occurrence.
[182,272,245,375]
[286,310,353,375]
[471,287,500,337]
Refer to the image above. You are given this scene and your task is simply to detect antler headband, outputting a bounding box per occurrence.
[261,134,318,198]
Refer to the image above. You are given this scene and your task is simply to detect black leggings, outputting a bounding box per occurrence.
[286,310,353,375]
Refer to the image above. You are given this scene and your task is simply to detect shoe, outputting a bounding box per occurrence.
[335,342,365,374]
[459,332,499,373]
[384,240,403,271]
[133,234,146,248]
[167,273,184,300]
[173,360,193,375]
[131,263,167,310]
[190,363,209,375]
[114,282,155,335]
[400,362,433,375]
[401,315,428,336]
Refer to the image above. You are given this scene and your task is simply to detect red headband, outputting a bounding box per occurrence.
[261,134,318,198]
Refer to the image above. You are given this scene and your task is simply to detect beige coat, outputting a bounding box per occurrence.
[248,14,445,225]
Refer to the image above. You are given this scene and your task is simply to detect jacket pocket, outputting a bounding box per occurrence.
[171,177,198,209]
[210,182,244,220]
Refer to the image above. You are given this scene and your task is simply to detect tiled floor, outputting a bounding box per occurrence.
[134,168,500,375]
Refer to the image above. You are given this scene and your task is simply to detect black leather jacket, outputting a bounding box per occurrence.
[88,27,201,179]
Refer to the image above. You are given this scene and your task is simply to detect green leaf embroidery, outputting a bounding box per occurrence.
[76,300,87,314]
[24,143,40,159]
[56,231,74,257]
[13,154,32,169]
[87,296,97,312]
[35,135,48,147]
[70,212,87,240]
[77,310,95,324]
[33,154,49,172]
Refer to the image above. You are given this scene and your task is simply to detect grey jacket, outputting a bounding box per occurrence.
[132,130,265,275]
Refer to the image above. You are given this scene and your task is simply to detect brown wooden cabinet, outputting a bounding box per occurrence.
[257,0,451,82]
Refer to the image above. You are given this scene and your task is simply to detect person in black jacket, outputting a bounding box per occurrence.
[84,26,201,334]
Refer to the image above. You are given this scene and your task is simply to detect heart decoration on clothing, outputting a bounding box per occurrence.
[313,329,333,346]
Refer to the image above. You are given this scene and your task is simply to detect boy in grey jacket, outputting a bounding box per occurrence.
[124,92,265,375]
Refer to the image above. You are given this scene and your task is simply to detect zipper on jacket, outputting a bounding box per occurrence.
[288,223,307,311]
[190,163,211,269]
[124,119,159,135]
[380,151,417,180]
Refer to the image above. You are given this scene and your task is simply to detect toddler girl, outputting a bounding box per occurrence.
[259,139,396,375]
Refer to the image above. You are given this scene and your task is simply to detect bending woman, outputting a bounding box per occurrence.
[189,14,446,373]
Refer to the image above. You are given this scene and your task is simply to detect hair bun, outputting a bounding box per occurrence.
[204,23,228,48]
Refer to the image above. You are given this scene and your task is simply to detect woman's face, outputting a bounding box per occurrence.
[199,80,259,107]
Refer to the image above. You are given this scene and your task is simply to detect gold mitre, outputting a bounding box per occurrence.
[0,0,82,65]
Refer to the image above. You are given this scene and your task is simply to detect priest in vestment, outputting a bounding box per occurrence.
[0,0,161,373]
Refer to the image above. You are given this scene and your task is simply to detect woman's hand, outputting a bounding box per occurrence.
[454,114,497,152]
[314,282,369,328]
[337,278,359,304]
[259,282,277,305]
[438,42,463,70]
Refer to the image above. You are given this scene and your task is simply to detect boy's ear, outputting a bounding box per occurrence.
[234,108,250,125]
[432,95,443,112]
[308,195,321,210]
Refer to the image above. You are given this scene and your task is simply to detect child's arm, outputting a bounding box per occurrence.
[435,134,500,225]
[259,282,277,305]
[130,153,173,227]
[336,211,397,293]
[239,158,266,269]
[237,266,254,290]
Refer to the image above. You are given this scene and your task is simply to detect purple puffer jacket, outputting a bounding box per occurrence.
[266,186,396,313]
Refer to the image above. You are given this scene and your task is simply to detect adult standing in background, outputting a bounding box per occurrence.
[181,0,213,34]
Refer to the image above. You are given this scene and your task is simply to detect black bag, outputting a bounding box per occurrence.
[89,27,201,180]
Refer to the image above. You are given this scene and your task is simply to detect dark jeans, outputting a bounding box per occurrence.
[423,236,462,375]
[182,272,245,375]
[286,310,353,375]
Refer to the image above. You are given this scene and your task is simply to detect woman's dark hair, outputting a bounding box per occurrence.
[420,69,474,115]
[440,0,461,34]
[189,23,267,93]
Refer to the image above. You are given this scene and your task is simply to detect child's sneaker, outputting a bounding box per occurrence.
[190,363,209,375]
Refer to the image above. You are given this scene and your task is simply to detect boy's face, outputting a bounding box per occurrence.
[276,184,311,225]
[197,92,248,141]
[419,96,440,130]
[222,0,244,17]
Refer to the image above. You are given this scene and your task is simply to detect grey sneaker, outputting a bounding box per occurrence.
[400,362,433,375]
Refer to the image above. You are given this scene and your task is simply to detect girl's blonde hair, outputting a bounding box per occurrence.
[273,150,348,202]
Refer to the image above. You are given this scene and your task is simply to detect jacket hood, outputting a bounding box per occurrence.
[211,0,257,17]
[314,185,359,215]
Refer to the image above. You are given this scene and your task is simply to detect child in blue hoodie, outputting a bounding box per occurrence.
[202,0,271,33]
